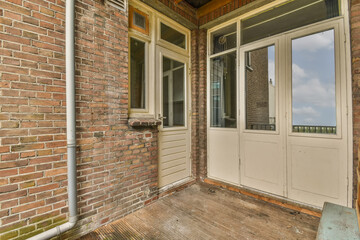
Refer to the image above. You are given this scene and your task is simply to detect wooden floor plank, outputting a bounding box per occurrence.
[80,183,320,240]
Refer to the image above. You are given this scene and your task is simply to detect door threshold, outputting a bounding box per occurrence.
[204,178,322,218]
[158,177,195,195]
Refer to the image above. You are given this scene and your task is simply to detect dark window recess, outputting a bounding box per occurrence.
[211,23,237,55]
[160,23,186,49]
[241,0,339,45]
[134,11,146,30]
[130,38,146,109]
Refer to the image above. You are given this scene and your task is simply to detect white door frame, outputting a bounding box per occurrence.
[156,45,192,189]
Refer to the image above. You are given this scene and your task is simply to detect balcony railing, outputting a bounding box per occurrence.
[292,125,336,134]
[248,124,336,134]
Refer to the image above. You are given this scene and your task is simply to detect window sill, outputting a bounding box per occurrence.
[128,118,162,127]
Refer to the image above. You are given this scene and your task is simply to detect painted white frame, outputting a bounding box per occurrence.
[239,37,281,136]
[128,35,150,114]
[156,45,192,187]
[129,0,156,118]
[156,16,190,57]
[129,0,191,119]
[285,20,343,139]
[206,0,353,207]
[156,46,190,132]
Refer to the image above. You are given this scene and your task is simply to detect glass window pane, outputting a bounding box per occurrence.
[210,52,237,128]
[130,38,146,109]
[161,23,186,49]
[245,45,276,131]
[241,0,339,45]
[163,57,185,127]
[291,29,336,134]
[211,23,237,55]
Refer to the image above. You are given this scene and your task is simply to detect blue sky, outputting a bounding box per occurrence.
[266,30,336,127]
[291,29,336,126]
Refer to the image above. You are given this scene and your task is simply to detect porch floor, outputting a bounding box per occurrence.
[80,183,320,240]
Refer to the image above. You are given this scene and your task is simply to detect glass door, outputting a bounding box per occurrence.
[239,38,286,196]
[286,22,348,207]
[156,46,191,188]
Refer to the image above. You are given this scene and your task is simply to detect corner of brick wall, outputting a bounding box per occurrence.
[0,0,159,239]
[351,0,360,209]
[190,28,208,181]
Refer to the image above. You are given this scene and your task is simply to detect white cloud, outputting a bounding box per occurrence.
[293,106,319,116]
[292,30,334,53]
[293,77,335,108]
[292,63,307,86]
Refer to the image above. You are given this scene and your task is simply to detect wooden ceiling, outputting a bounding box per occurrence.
[176,0,235,18]
[184,0,212,8]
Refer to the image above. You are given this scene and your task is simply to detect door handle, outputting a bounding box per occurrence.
[158,114,167,120]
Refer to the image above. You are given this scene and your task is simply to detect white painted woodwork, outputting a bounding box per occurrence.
[157,46,191,188]
[207,17,351,208]
[208,129,239,185]
[285,21,348,207]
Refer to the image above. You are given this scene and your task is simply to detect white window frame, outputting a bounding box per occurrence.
[206,0,353,206]
[129,34,150,114]
[128,0,155,119]
[285,19,344,139]
[239,38,281,135]
[129,0,190,118]
[156,16,190,57]
[207,20,239,131]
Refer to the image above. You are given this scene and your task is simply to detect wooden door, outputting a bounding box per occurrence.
[156,46,191,188]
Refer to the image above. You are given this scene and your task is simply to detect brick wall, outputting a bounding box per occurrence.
[245,48,270,129]
[191,29,199,179]
[350,0,360,219]
[0,0,159,239]
[198,0,256,26]
[190,28,207,181]
[198,29,207,180]
[158,0,197,25]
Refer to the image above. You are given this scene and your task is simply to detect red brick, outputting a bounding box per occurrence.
[0,184,18,193]
[10,172,43,183]
[1,214,19,225]
[0,190,26,201]
[1,153,19,161]
[12,201,45,214]
[29,183,59,194]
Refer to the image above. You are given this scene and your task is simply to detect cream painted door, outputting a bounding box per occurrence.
[286,22,348,207]
[239,20,349,208]
[239,38,286,197]
[156,46,191,188]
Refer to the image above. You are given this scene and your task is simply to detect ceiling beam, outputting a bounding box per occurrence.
[197,0,233,18]
[174,0,184,4]
[138,0,197,30]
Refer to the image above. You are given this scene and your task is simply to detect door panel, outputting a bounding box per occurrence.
[157,47,191,188]
[286,24,348,207]
[208,129,239,185]
[240,39,285,196]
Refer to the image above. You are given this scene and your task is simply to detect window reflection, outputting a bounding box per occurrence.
[210,52,237,128]
[245,45,276,131]
[161,23,186,49]
[163,57,185,127]
[130,38,146,109]
[291,29,336,134]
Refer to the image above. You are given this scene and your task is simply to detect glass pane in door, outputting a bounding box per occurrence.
[163,56,185,128]
[245,45,276,131]
[210,51,237,128]
[291,29,336,134]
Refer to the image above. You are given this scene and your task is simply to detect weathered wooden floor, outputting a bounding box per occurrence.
[80,183,320,240]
